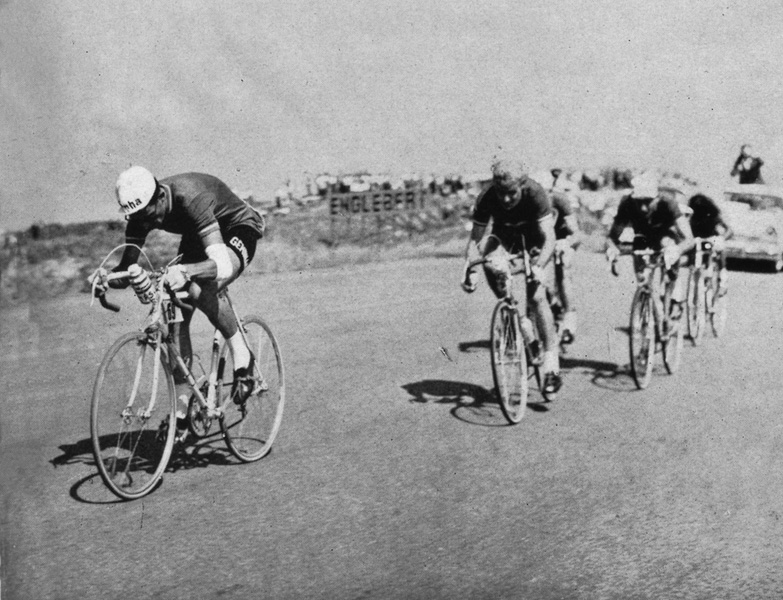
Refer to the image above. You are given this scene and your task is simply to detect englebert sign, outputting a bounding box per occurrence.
[329,189,426,216]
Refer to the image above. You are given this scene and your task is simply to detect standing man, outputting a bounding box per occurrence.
[731,144,765,184]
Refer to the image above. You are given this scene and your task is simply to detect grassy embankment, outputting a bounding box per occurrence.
[0,195,611,307]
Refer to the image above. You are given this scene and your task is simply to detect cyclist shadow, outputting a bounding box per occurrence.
[558,355,635,392]
[51,434,242,504]
[402,379,548,427]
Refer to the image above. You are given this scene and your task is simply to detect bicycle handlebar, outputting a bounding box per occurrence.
[466,252,526,270]
[92,267,194,314]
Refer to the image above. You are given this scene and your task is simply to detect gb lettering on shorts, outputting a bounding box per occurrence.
[229,236,249,265]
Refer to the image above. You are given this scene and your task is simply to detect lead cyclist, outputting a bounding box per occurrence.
[90,166,266,412]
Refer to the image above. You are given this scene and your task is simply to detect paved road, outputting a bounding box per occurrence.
[2,252,783,599]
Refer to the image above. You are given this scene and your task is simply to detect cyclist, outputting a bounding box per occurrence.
[549,172,581,344]
[461,156,563,396]
[605,174,695,314]
[687,192,732,296]
[91,166,266,409]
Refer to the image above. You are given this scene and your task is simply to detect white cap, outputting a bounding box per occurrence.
[630,174,659,199]
[116,166,156,215]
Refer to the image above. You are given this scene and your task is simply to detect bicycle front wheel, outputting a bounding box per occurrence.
[91,332,177,500]
[686,268,706,346]
[220,316,285,462]
[490,301,528,424]
[661,298,684,375]
[629,287,655,390]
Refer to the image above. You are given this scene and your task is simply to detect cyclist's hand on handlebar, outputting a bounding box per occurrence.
[555,239,575,267]
[605,245,620,264]
[88,268,109,295]
[163,264,191,292]
[530,264,544,283]
[663,245,680,270]
[461,261,479,293]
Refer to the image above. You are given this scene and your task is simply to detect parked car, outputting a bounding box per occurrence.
[722,184,783,270]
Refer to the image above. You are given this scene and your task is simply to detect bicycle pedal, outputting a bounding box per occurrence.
[254,377,269,394]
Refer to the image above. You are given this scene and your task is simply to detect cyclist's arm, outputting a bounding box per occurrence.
[673,215,695,255]
[532,213,556,268]
[716,217,733,240]
[562,214,582,249]
[465,222,487,263]
[110,228,147,288]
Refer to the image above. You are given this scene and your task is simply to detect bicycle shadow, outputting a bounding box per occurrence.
[51,433,242,504]
[558,355,637,392]
[401,379,548,427]
[457,340,491,353]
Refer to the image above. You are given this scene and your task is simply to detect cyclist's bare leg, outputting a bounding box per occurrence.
[529,280,559,373]
[185,255,251,371]
[556,261,577,339]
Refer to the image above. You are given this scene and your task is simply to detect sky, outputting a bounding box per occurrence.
[2,0,783,230]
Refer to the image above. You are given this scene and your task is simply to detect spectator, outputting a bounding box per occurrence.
[731,144,765,184]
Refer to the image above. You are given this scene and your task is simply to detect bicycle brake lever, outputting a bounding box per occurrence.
[610,260,619,277]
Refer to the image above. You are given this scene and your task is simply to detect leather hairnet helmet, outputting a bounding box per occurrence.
[116,166,157,215]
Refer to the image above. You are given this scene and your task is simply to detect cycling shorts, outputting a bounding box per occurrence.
[177,225,259,274]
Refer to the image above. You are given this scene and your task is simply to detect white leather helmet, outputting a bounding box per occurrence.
[116,166,157,215]
[630,173,659,200]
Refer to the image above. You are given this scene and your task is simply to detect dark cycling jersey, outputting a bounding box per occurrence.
[550,191,576,240]
[472,178,552,250]
[688,194,728,238]
[125,173,265,243]
[609,193,684,247]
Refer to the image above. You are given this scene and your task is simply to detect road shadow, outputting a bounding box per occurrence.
[51,433,242,504]
[401,379,548,427]
[458,340,491,353]
[559,355,637,392]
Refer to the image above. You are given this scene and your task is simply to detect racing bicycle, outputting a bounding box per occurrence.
[89,249,284,500]
[612,248,684,390]
[467,247,555,424]
[686,237,728,344]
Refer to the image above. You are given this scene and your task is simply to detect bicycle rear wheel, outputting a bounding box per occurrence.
[91,332,177,500]
[686,268,705,346]
[220,316,285,462]
[491,301,528,424]
[629,287,655,390]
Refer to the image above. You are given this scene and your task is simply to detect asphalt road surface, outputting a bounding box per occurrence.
[2,252,783,599]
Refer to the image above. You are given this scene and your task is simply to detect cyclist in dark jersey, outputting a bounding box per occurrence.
[93,167,266,410]
[461,157,562,396]
[606,175,695,311]
[687,192,732,295]
[549,188,581,344]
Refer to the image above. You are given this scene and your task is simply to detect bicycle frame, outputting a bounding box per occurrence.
[633,249,670,340]
[101,270,242,421]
